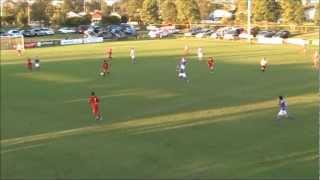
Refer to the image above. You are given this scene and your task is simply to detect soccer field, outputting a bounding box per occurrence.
[1,38,318,179]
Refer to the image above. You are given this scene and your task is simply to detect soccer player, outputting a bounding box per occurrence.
[34,57,40,70]
[130,48,136,64]
[88,91,102,121]
[260,57,268,72]
[197,47,203,61]
[16,43,23,56]
[26,58,32,71]
[276,96,289,120]
[313,51,319,70]
[177,57,189,82]
[106,47,112,59]
[207,57,214,72]
[100,59,110,76]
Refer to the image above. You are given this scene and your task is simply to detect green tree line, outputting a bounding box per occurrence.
[1,0,319,27]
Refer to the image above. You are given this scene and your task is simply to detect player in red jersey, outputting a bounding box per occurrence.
[88,92,102,121]
[106,47,112,59]
[207,57,215,72]
[26,58,32,71]
[100,59,110,76]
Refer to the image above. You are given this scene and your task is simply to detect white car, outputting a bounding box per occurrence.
[58,27,76,34]
[7,29,22,37]
[40,28,55,35]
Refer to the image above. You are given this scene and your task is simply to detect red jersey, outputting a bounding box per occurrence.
[27,59,32,69]
[88,96,99,106]
[102,62,109,70]
[208,59,214,67]
[107,48,112,58]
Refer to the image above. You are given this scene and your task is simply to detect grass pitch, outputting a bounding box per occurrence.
[0,38,318,179]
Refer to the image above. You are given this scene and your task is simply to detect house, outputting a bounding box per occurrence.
[90,10,102,23]
[304,6,317,20]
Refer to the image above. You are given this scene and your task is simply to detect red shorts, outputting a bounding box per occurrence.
[91,105,99,114]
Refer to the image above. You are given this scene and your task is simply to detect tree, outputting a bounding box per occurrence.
[31,0,50,25]
[196,0,216,20]
[160,0,177,24]
[140,0,159,24]
[16,10,28,27]
[101,15,121,25]
[252,0,280,22]
[235,0,247,24]
[63,0,83,13]
[279,0,304,24]
[315,3,320,25]
[176,0,200,27]
[15,1,29,27]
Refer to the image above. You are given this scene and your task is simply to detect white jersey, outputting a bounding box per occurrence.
[260,59,268,66]
[130,49,135,58]
[16,44,22,51]
[197,48,203,58]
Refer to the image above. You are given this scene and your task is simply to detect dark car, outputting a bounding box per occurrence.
[21,29,35,37]
[77,25,89,34]
[273,30,290,38]
[256,30,276,38]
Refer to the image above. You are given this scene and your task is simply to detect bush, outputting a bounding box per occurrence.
[101,15,121,25]
[64,15,91,27]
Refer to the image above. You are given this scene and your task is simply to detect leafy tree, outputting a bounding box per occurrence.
[160,0,177,24]
[196,0,216,19]
[101,15,121,25]
[176,0,201,26]
[13,1,28,26]
[252,0,280,22]
[235,0,247,24]
[279,0,304,24]
[31,0,50,25]
[16,10,28,27]
[314,3,320,25]
[140,0,159,24]
[63,0,83,13]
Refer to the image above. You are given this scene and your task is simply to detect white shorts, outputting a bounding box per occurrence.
[198,54,203,59]
[131,56,135,59]
[277,110,288,116]
[179,73,187,78]
[35,63,40,68]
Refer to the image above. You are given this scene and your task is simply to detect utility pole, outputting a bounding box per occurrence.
[247,0,251,42]
[0,0,3,17]
[83,0,86,13]
[27,0,31,25]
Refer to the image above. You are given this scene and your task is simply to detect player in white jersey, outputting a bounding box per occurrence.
[260,57,268,72]
[276,96,289,119]
[130,48,136,64]
[177,57,189,82]
[197,47,203,61]
[16,43,23,56]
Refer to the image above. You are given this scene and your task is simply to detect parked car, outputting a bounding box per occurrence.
[21,29,35,37]
[31,28,46,36]
[7,29,22,37]
[273,30,290,38]
[77,25,90,34]
[40,28,55,35]
[256,30,276,38]
[58,27,76,34]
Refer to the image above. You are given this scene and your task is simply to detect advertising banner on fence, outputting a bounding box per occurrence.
[24,42,37,48]
[284,38,308,46]
[256,37,283,45]
[60,39,83,45]
[83,37,104,44]
[37,40,61,47]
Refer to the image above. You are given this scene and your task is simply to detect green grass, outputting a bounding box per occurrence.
[0,39,318,179]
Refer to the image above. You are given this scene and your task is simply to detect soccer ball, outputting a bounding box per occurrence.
[100,72,105,76]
